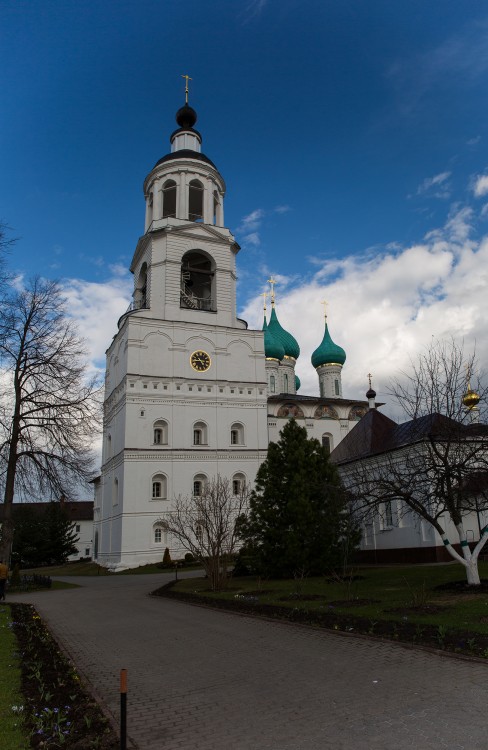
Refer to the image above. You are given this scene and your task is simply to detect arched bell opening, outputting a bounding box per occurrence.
[180,250,216,311]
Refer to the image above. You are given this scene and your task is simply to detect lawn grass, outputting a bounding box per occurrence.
[171,562,488,636]
[22,560,200,577]
[0,606,30,749]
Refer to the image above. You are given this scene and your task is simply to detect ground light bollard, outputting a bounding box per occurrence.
[120,669,127,750]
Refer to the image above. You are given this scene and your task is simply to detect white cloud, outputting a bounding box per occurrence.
[473,174,488,197]
[242,232,260,247]
[61,271,133,370]
[416,171,451,199]
[240,205,488,416]
[274,205,291,214]
[239,209,265,232]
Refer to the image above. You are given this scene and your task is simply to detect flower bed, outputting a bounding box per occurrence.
[9,603,118,749]
[154,580,488,659]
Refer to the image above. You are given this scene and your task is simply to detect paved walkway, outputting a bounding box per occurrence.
[10,573,488,750]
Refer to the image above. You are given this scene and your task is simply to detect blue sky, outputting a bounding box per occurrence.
[3,1,488,412]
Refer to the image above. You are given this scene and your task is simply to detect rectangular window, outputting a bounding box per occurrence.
[85,548,90,556]
[75,524,81,533]
[231,430,239,445]
[193,430,201,445]
[152,482,161,498]
[334,379,340,396]
[233,480,241,495]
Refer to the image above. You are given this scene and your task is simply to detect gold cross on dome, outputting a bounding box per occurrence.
[267,277,276,305]
[181,74,192,104]
[368,372,373,389]
[321,299,328,319]
[261,291,268,311]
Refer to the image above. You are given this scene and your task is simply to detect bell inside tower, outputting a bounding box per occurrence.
[180,251,215,311]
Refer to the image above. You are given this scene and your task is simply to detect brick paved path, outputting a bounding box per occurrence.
[12,574,488,750]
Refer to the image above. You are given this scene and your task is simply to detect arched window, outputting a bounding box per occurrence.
[151,473,167,500]
[322,434,333,455]
[134,262,147,309]
[180,250,215,311]
[162,179,177,218]
[112,478,118,506]
[195,520,204,542]
[153,420,168,445]
[283,373,289,393]
[230,423,244,445]
[232,472,246,496]
[153,522,168,545]
[334,379,340,396]
[270,375,276,393]
[193,473,207,497]
[188,179,204,222]
[107,433,112,458]
[193,421,208,446]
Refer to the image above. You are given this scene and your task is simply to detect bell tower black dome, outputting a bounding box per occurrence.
[175,104,197,130]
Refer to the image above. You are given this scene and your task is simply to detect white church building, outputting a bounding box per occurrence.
[93,96,369,570]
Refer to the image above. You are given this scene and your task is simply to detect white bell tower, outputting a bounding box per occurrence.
[95,86,269,570]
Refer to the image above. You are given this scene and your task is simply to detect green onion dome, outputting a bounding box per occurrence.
[311,321,346,368]
[267,307,300,360]
[263,316,285,361]
[295,374,301,392]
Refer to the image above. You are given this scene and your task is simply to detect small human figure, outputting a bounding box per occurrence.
[0,560,8,601]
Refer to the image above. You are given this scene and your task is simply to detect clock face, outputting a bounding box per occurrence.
[190,350,211,372]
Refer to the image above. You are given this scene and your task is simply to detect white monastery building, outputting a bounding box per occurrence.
[94,96,369,570]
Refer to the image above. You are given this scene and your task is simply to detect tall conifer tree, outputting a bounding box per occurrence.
[240,419,358,577]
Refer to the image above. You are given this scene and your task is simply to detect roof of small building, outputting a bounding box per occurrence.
[267,394,370,407]
[0,501,94,522]
[330,410,488,465]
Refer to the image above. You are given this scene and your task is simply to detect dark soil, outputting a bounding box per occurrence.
[434,579,488,593]
[329,598,380,608]
[153,582,488,659]
[386,604,448,615]
[279,594,325,602]
[9,603,119,749]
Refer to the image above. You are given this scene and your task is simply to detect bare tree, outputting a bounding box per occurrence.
[0,220,16,291]
[164,476,250,591]
[0,277,102,559]
[336,339,488,585]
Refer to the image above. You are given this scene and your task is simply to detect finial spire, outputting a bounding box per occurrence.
[261,291,268,313]
[181,74,192,104]
[321,299,328,320]
[267,277,276,306]
[368,372,372,389]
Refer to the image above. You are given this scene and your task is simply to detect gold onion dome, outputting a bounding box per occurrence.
[463,388,480,409]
